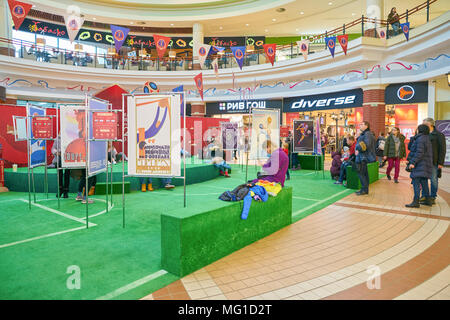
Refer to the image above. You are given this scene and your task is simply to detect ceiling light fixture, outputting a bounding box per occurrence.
[300,11,304,15]
[219,26,223,30]
[170,23,174,26]
[272,18,276,22]
[246,23,249,26]
[328,2,333,5]
[93,17,97,20]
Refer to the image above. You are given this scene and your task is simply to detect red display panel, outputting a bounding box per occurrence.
[31,116,53,139]
[280,125,290,138]
[92,112,118,140]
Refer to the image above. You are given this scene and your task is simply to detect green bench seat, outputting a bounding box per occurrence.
[345,161,379,190]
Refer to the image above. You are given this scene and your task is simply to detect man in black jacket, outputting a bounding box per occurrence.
[422,118,446,204]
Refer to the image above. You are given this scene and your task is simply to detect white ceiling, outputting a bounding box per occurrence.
[27,0,450,36]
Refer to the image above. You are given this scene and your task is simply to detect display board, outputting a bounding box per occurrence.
[127,94,181,176]
[87,98,108,176]
[436,120,450,166]
[28,105,46,168]
[60,105,86,168]
[293,119,314,153]
[221,122,238,150]
[13,116,27,141]
[92,111,117,140]
[31,116,53,139]
[249,108,280,160]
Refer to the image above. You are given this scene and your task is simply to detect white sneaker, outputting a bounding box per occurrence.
[81,199,94,204]
[165,184,175,190]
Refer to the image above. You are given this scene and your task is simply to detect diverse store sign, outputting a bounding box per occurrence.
[19,18,265,50]
[283,89,363,112]
[206,99,282,115]
[385,82,428,104]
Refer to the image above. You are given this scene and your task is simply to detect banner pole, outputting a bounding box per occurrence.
[183,92,187,208]
[26,104,31,210]
[45,141,48,199]
[56,105,60,209]
[105,144,109,213]
[85,98,89,229]
[122,94,126,228]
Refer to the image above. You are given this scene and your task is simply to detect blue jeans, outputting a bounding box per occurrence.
[338,162,351,183]
[357,161,369,193]
[426,165,439,199]
[413,177,429,201]
[291,153,299,168]
[161,178,172,186]
[139,177,152,185]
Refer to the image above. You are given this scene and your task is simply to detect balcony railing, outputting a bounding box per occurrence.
[0,0,440,72]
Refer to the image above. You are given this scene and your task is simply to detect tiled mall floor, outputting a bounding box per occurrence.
[143,162,450,300]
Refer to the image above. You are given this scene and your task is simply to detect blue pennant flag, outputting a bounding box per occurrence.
[400,22,410,41]
[211,46,225,54]
[231,46,246,70]
[110,25,130,53]
[173,85,185,116]
[325,36,337,58]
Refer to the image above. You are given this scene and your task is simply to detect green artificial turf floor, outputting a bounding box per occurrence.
[0,164,352,300]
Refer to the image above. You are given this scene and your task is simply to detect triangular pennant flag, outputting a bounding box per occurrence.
[263,43,276,66]
[377,27,387,41]
[400,22,410,41]
[198,44,212,69]
[7,0,33,30]
[212,58,219,81]
[153,34,171,59]
[194,73,204,101]
[296,40,309,61]
[211,46,225,54]
[231,46,246,70]
[110,25,130,53]
[325,36,337,58]
[64,14,84,43]
[337,34,349,55]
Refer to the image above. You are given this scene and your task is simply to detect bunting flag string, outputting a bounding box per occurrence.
[194,72,204,101]
[198,44,212,69]
[325,36,337,58]
[377,27,387,41]
[110,25,130,53]
[296,40,309,61]
[231,46,246,70]
[263,43,276,66]
[64,14,84,43]
[7,0,33,30]
[153,34,172,59]
[337,34,349,55]
[211,46,225,54]
[400,22,410,41]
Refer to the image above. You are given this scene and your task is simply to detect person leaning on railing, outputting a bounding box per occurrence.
[387,7,401,35]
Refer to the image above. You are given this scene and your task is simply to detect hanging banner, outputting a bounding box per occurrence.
[212,58,219,80]
[172,85,185,116]
[297,40,309,61]
[231,46,246,70]
[110,25,130,52]
[293,120,314,153]
[92,112,117,140]
[198,44,212,69]
[28,105,46,168]
[435,120,450,166]
[263,43,276,66]
[87,98,108,176]
[31,116,53,139]
[325,36,337,58]
[249,108,280,160]
[127,95,181,177]
[64,14,84,43]
[337,34,348,55]
[401,22,410,41]
[221,122,238,150]
[60,105,86,168]
[211,46,225,54]
[194,72,204,101]
[7,0,33,31]
[153,34,171,59]
[377,27,387,41]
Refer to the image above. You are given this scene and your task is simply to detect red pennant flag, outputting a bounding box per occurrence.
[194,72,204,101]
[263,44,276,66]
[7,0,33,30]
[337,34,349,55]
[153,34,171,59]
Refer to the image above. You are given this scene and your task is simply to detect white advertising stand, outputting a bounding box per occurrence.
[293,118,324,177]
[123,92,186,227]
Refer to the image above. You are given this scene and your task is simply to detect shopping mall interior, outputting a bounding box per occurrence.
[0,0,449,306]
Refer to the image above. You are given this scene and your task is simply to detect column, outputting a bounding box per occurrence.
[365,0,384,36]
[0,0,13,56]
[427,80,436,119]
[362,86,386,136]
[192,23,206,116]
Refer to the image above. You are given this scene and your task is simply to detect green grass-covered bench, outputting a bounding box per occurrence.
[297,154,324,170]
[94,181,130,194]
[345,161,379,189]
[161,187,293,277]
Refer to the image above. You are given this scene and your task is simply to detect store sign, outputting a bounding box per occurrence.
[385,82,428,104]
[283,89,363,112]
[206,99,282,115]
[20,18,265,50]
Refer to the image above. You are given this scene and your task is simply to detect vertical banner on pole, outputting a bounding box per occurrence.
[293,120,314,153]
[315,118,322,155]
[249,108,280,160]
[88,98,108,176]
[28,105,46,168]
[221,122,238,150]
[127,95,181,177]
[60,105,87,168]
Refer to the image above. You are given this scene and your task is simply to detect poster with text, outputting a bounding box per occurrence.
[293,120,314,153]
[92,112,117,140]
[249,108,279,160]
[88,99,108,176]
[221,122,238,150]
[60,105,86,168]
[32,116,53,139]
[436,120,450,166]
[128,95,181,176]
[28,105,46,168]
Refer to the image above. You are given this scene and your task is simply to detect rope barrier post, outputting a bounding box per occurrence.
[361,15,365,36]
[406,9,409,23]
[427,0,430,22]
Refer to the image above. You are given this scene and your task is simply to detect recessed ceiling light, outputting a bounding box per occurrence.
[246,23,249,26]
[170,23,174,26]
[328,2,333,5]
[93,17,96,20]
[352,13,355,16]
[300,11,304,15]
[219,26,223,30]
[272,18,276,22]
[265,29,268,32]
[130,22,134,24]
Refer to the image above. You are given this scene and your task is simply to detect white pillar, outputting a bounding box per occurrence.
[366,0,384,30]
[428,80,436,119]
[192,23,204,69]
